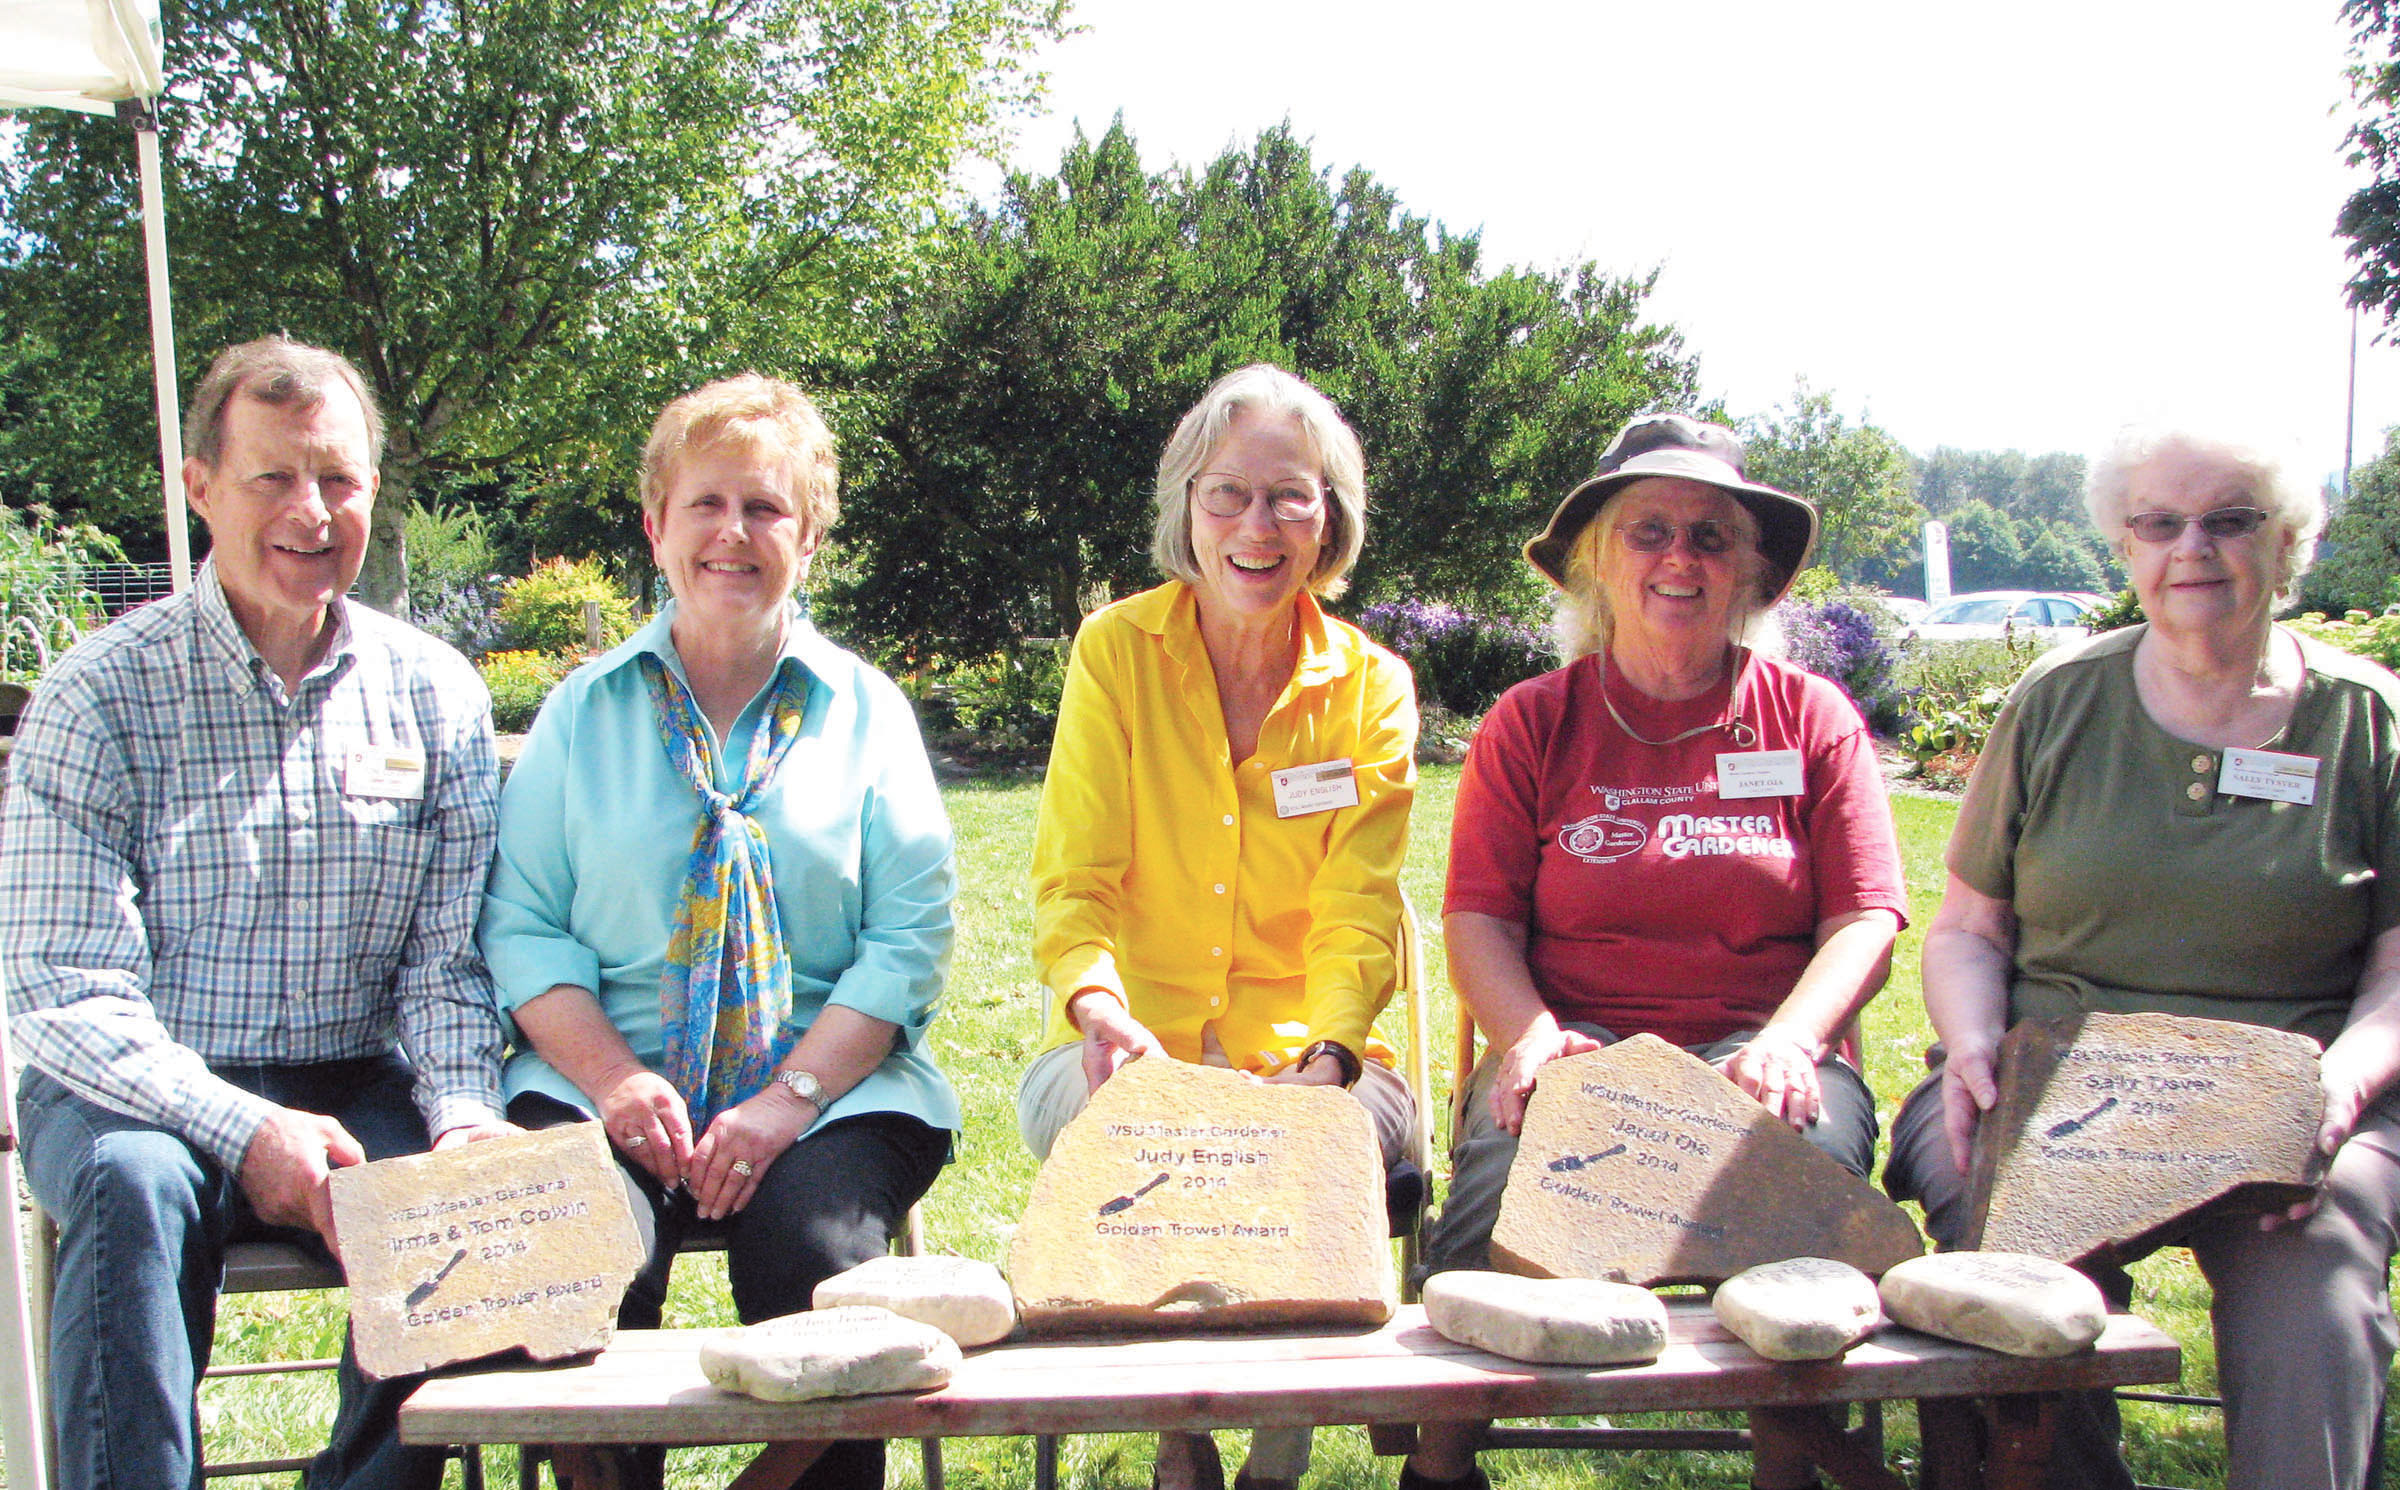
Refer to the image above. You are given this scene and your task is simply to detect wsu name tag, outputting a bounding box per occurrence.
[1271,758,1361,818]
[345,746,428,801]
[2219,747,2318,806]
[1716,749,1805,800]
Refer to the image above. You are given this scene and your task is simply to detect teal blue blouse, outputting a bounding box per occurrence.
[478,603,960,1134]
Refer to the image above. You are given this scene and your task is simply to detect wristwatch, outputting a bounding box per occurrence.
[1297,1040,1363,1089]
[774,1068,828,1113]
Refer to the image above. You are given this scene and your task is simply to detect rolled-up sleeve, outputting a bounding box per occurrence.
[828,677,957,1040]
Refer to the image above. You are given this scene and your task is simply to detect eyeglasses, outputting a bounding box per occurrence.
[1616,518,1740,555]
[2123,507,2271,543]
[1190,473,1326,523]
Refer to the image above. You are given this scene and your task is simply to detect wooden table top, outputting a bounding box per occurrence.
[400,1302,2180,1448]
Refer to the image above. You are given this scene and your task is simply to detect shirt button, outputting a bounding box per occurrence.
[2186,781,2208,801]
[1214,884,1226,894]
[2192,754,2212,773]
[1212,947,1224,957]
[1222,814,1235,826]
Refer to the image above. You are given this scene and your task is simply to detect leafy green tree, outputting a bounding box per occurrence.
[1944,499,2025,590]
[1739,385,1923,583]
[827,122,1696,654]
[2305,426,2400,613]
[0,0,1064,609]
[2343,0,2400,325]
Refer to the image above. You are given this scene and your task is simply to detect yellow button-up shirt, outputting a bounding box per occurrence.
[1032,582,1417,1071]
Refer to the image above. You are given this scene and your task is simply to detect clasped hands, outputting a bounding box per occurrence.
[1485,1015,1824,1136]
[596,1063,817,1220]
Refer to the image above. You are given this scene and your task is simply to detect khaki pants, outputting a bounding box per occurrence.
[1887,1050,2400,1490]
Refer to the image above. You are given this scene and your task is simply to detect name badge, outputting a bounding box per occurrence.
[1716,749,1805,800]
[345,746,427,801]
[2218,747,2317,806]
[1271,758,1361,818]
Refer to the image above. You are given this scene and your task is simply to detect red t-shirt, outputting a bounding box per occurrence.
[1445,650,1907,1047]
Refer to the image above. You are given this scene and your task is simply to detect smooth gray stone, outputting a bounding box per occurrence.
[1878,1252,2107,1358]
[814,1255,1017,1347]
[1422,1270,1667,1366]
[699,1306,961,1402]
[1712,1257,1882,1361]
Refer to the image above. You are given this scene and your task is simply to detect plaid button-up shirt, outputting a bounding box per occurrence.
[1,562,506,1169]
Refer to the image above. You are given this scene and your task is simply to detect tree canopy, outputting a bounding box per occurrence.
[0,0,1065,609]
[1738,386,1922,584]
[2343,0,2400,325]
[818,120,1698,655]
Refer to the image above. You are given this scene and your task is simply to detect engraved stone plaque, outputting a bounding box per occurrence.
[1006,1057,1395,1334]
[331,1123,645,1379]
[1965,1011,2325,1263]
[1490,1035,1921,1286]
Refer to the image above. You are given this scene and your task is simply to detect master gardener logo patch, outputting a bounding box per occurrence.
[1559,813,1647,864]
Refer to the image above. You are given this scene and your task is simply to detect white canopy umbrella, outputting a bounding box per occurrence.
[0,10,176,1485]
[0,0,191,593]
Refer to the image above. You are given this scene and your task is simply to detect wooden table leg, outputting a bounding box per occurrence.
[1981,1393,2060,1490]
[727,1441,828,1490]
[1753,1405,1906,1490]
[1915,1397,1984,1490]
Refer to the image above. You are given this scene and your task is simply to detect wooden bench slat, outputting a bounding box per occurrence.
[402,1303,2179,1449]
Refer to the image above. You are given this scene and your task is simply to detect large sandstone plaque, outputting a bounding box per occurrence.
[1966,1012,2325,1263]
[330,1123,645,1379]
[1007,1058,1395,1334]
[1490,1036,1921,1286]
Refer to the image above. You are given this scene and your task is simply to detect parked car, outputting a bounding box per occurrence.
[1902,590,2098,644]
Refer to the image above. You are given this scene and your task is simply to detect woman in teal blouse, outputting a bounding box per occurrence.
[479,374,956,1490]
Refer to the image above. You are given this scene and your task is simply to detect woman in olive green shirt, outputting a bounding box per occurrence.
[1887,427,2400,1490]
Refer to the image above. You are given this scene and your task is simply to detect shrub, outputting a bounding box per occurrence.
[0,504,126,682]
[1893,635,2042,769]
[1777,597,1907,733]
[407,501,504,656]
[2289,611,2400,672]
[478,649,577,732]
[495,557,636,654]
[1355,600,1553,717]
[2083,587,2145,634]
[934,643,1068,752]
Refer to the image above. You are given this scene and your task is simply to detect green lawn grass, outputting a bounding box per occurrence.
[188,765,2377,1490]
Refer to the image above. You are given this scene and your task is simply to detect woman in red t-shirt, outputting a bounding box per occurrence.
[1404,414,1907,1490]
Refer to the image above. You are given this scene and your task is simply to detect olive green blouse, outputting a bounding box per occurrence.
[1952,624,2400,1046]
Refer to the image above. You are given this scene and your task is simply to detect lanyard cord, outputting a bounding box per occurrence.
[1600,647,1760,750]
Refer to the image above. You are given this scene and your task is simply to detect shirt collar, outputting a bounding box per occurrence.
[192,558,358,699]
[1132,581,1360,686]
[594,599,835,697]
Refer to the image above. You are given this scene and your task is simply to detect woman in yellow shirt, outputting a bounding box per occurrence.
[1020,363,1417,1490]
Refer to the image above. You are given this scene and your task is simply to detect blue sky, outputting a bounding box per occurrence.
[987,0,2400,485]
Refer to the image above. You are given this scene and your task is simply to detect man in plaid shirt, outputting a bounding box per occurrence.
[2,338,513,1490]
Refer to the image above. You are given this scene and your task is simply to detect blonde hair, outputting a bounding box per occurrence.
[1150,364,1368,599]
[641,374,839,541]
[1549,486,1782,662]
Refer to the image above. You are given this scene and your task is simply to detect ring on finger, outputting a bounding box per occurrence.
[624,1132,648,1148]
[730,1158,754,1177]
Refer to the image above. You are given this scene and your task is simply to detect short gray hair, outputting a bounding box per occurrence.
[2085,427,2322,605]
[184,337,384,468]
[1550,484,1781,663]
[1150,364,1368,599]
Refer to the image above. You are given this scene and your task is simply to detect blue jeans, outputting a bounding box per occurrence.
[18,1056,446,1490]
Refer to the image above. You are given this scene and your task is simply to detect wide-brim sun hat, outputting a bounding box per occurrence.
[1524,413,1819,606]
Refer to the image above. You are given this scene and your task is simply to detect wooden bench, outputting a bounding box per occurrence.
[401,1299,2179,1490]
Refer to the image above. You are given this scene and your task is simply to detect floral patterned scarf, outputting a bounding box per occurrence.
[640,652,809,1131]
